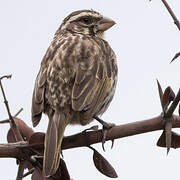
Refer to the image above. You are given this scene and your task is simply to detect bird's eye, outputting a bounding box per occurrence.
[82,17,92,24]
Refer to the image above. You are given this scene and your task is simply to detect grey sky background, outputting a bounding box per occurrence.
[0,0,179,179]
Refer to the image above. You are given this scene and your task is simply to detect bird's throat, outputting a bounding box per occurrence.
[96,31,104,39]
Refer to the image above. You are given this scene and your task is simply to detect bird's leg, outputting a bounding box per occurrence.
[93,116,115,151]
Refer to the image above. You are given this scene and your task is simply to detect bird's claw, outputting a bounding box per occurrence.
[102,122,115,151]
[82,125,99,133]
[111,139,115,149]
[93,116,115,151]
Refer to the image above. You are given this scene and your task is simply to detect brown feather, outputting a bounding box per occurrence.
[31,9,117,176]
[43,111,70,176]
[31,67,47,127]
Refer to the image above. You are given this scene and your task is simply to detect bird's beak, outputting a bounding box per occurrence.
[97,17,116,32]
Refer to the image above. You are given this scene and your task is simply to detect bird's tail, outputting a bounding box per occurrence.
[43,111,70,177]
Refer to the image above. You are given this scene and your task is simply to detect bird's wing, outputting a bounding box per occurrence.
[31,63,47,127]
[72,46,113,119]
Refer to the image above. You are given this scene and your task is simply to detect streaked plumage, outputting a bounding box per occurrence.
[32,9,117,177]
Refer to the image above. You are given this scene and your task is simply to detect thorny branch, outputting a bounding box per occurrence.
[156,80,180,154]
[16,161,26,180]
[155,0,180,154]
[0,79,179,179]
[23,168,35,178]
[0,76,26,179]
[0,115,179,159]
[158,0,180,62]
[160,0,180,31]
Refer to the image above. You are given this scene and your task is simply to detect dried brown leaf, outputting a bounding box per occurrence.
[29,132,45,145]
[30,153,70,180]
[93,148,118,178]
[28,132,45,155]
[7,118,34,143]
[32,158,70,180]
[162,87,175,111]
[7,129,16,143]
[171,52,180,63]
[168,87,176,101]
[157,130,180,149]
[32,168,49,180]
[52,159,71,180]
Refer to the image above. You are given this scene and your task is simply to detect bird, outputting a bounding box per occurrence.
[31,9,118,177]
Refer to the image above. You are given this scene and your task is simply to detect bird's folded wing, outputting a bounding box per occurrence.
[72,56,112,118]
[31,66,47,127]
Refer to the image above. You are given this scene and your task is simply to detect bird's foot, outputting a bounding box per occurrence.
[94,116,115,151]
[82,125,99,147]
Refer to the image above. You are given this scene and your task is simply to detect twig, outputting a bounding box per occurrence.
[0,119,9,124]
[0,77,13,121]
[14,108,23,117]
[0,108,24,124]
[16,161,26,180]
[0,75,12,80]
[166,88,180,117]
[0,76,23,141]
[62,114,180,150]
[23,168,35,178]
[161,0,180,31]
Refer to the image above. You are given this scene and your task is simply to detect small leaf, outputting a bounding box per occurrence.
[31,156,70,180]
[7,129,16,143]
[162,86,175,111]
[32,168,49,180]
[29,132,45,145]
[52,159,71,180]
[7,118,34,142]
[171,132,180,148]
[171,52,180,63]
[157,130,180,149]
[59,159,71,180]
[28,132,45,154]
[168,88,176,101]
[92,148,118,178]
[157,131,166,148]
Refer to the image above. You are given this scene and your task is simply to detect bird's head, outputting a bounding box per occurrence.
[59,10,116,39]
